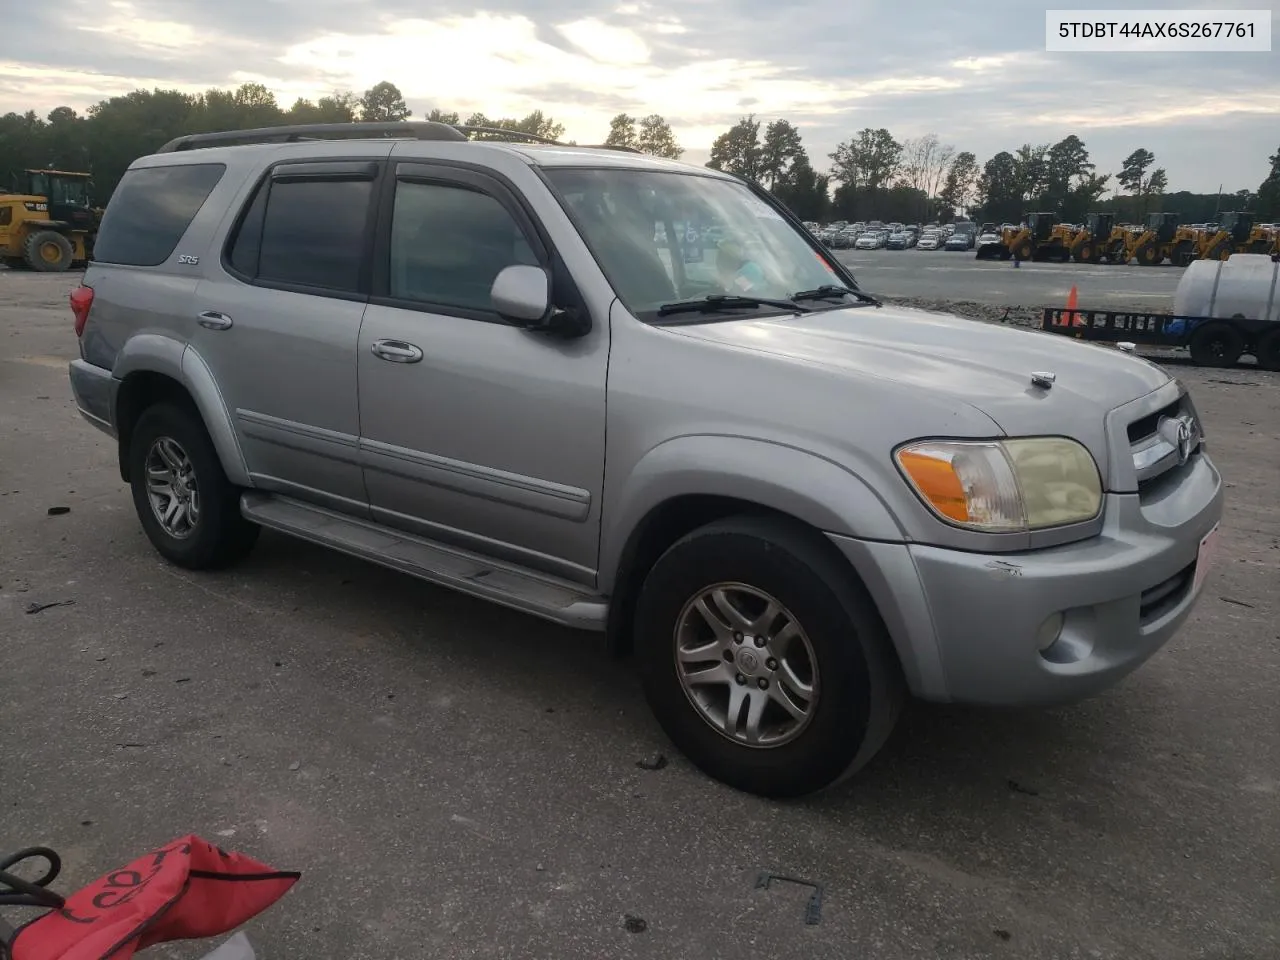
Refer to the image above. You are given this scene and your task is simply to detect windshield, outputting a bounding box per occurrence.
[542,168,849,319]
[49,177,89,206]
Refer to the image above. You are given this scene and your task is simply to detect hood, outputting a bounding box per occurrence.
[669,303,1170,438]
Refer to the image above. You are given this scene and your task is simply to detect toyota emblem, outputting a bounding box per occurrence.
[1157,414,1199,467]
[1175,419,1193,464]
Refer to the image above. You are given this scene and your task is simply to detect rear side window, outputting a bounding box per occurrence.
[93,164,225,266]
[226,171,373,295]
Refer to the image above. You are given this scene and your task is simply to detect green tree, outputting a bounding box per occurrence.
[1255,145,1280,219]
[1013,143,1049,207]
[758,119,804,190]
[1041,135,1110,221]
[85,89,199,198]
[604,113,638,149]
[829,127,901,191]
[359,81,411,122]
[1117,147,1167,219]
[464,110,564,142]
[286,93,358,124]
[0,111,51,188]
[977,150,1022,223]
[707,115,762,179]
[938,150,979,215]
[772,153,829,222]
[232,82,282,128]
[636,114,682,159]
[43,107,90,172]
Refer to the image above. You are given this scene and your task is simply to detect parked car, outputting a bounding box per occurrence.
[854,230,885,250]
[885,231,915,250]
[945,224,977,251]
[916,232,942,250]
[68,120,1223,800]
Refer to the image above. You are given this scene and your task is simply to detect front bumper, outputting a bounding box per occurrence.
[829,453,1224,706]
[69,358,118,437]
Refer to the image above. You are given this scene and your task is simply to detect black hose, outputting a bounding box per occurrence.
[0,847,64,909]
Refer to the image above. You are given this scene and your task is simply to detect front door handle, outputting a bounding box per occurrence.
[371,339,424,363]
[197,311,234,330]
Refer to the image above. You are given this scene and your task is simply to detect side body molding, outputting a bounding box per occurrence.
[598,434,906,593]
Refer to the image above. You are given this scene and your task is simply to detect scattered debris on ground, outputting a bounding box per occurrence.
[885,297,1043,328]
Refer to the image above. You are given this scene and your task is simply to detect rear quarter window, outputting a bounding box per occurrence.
[93,163,226,266]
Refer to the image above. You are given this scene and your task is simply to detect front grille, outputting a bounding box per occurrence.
[1139,561,1195,624]
[1128,398,1182,445]
[1126,393,1202,493]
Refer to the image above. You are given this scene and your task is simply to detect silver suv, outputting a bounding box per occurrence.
[68,122,1223,797]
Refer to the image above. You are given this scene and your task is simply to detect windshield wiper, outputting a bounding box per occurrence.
[791,285,882,307]
[656,295,810,318]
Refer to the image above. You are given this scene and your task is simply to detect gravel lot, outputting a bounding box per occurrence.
[2,267,1278,960]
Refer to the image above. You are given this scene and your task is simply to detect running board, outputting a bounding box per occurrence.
[239,492,608,631]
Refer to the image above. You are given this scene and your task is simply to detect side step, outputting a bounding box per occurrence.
[240,492,608,631]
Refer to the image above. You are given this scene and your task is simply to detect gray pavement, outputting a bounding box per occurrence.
[835,249,1184,310]
[2,269,1278,960]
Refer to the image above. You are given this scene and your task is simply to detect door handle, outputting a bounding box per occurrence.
[197,311,234,330]
[371,339,424,363]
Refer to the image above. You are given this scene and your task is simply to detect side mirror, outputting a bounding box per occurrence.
[491,265,550,325]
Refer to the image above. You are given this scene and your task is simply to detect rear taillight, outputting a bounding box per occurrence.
[71,285,94,337]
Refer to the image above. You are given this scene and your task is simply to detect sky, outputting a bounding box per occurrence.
[1,0,1277,194]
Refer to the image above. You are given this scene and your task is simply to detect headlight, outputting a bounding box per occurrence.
[895,437,1102,532]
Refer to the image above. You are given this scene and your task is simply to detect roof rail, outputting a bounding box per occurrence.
[453,125,560,144]
[154,121,656,157]
[155,121,468,154]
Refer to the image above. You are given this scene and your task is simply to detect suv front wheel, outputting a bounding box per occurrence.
[636,516,903,798]
[128,403,259,569]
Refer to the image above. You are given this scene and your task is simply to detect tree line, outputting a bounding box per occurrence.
[706,115,1278,225]
[0,80,685,204]
[2,79,1277,227]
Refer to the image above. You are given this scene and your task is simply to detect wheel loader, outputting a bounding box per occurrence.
[1239,220,1279,256]
[0,169,97,272]
[1194,211,1254,262]
[1069,212,1127,264]
[1123,212,1199,267]
[1002,213,1075,262]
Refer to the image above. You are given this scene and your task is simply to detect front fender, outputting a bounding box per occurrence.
[599,434,905,592]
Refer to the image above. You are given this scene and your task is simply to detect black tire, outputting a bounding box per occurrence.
[1136,243,1162,266]
[1255,329,1280,372]
[128,402,259,569]
[1012,240,1033,261]
[24,230,74,272]
[635,515,903,798]
[1072,243,1095,263]
[1188,321,1245,367]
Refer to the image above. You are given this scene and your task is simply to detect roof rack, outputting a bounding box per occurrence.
[452,125,559,144]
[154,121,652,156]
[155,121,469,154]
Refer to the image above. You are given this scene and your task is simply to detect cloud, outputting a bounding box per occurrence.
[1,0,1276,191]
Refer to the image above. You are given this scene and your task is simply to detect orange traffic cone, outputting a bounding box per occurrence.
[1065,285,1080,326]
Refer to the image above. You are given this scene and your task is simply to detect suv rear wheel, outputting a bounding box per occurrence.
[128,403,259,569]
[636,516,903,798]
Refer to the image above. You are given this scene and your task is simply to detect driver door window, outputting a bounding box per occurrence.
[389,180,537,314]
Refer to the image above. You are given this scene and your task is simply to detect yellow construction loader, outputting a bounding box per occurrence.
[0,169,97,271]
